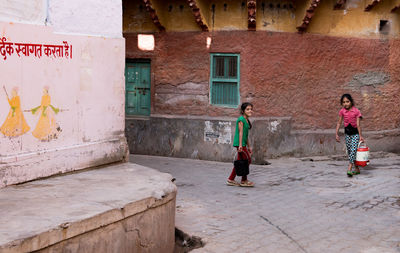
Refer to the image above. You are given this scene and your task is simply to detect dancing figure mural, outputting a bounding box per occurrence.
[0,86,30,137]
[31,86,62,141]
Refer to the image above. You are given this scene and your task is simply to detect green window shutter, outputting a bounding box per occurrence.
[210,53,240,107]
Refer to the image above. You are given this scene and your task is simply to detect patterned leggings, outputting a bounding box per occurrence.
[345,134,360,164]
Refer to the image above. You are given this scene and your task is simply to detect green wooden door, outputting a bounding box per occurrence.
[125,62,151,116]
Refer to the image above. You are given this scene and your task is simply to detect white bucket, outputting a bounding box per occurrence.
[355,141,369,167]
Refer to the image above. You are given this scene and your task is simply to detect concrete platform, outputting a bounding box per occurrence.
[0,163,177,253]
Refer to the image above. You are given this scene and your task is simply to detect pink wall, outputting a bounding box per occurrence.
[0,22,127,187]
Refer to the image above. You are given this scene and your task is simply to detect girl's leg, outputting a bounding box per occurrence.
[347,163,353,173]
[345,135,354,176]
[348,134,359,164]
[353,134,361,173]
[241,147,250,182]
[228,168,236,181]
[346,134,360,175]
[227,149,240,185]
[240,147,254,186]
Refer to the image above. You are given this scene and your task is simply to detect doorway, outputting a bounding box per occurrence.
[125,60,151,116]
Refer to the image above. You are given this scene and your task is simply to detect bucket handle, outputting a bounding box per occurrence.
[358,141,367,148]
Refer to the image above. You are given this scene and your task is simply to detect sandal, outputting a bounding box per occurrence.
[240,180,255,187]
[227,179,240,186]
[347,171,353,177]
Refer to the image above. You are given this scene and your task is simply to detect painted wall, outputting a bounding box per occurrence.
[303,0,400,38]
[123,0,158,33]
[0,1,127,187]
[125,31,400,132]
[203,0,249,30]
[48,0,122,37]
[257,0,297,33]
[0,0,122,37]
[126,0,400,38]
[0,0,47,25]
[152,0,200,31]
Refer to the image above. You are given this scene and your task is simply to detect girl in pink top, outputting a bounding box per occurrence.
[336,94,364,177]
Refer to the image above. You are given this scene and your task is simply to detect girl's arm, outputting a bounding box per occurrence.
[238,121,243,152]
[357,117,365,142]
[335,115,343,142]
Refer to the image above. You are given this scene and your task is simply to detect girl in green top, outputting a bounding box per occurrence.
[227,102,254,187]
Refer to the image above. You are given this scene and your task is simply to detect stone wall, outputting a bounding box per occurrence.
[126,116,400,162]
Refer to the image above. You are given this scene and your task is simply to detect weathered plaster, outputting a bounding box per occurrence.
[348,71,390,88]
[257,0,297,32]
[126,116,400,160]
[0,0,122,38]
[125,31,400,131]
[123,0,158,33]
[126,116,293,163]
[48,0,122,37]
[0,0,47,25]
[150,0,199,31]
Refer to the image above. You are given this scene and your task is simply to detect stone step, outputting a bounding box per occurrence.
[0,163,177,253]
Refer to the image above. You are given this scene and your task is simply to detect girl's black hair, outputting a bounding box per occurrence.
[240,102,253,129]
[340,94,354,106]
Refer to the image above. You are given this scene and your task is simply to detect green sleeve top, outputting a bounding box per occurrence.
[233,115,250,147]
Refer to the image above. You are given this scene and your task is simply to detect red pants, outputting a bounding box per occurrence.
[228,146,251,181]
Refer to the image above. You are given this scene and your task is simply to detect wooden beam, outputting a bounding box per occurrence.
[391,4,400,12]
[248,0,256,31]
[333,0,346,10]
[296,0,321,33]
[143,0,165,32]
[364,0,382,11]
[187,0,209,31]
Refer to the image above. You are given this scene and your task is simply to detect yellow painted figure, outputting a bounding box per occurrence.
[0,87,30,137]
[31,87,61,141]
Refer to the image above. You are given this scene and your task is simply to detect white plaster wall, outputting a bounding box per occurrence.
[0,0,122,38]
[48,0,122,38]
[0,0,47,25]
[0,21,127,187]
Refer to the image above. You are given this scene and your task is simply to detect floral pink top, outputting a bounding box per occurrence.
[339,107,362,128]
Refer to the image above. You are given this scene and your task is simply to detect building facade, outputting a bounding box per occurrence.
[124,0,400,162]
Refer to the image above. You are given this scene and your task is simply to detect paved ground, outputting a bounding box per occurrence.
[130,153,400,253]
